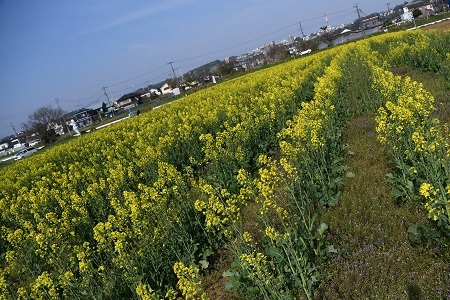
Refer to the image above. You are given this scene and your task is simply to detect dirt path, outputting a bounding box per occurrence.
[317,114,450,299]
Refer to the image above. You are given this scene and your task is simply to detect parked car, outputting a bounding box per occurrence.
[14,147,37,160]
[300,49,312,55]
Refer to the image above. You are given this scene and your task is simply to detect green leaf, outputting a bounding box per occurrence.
[224,275,241,291]
[317,222,328,236]
[327,245,338,253]
[390,188,404,199]
[406,180,414,192]
[202,248,213,259]
[222,270,235,278]
[268,246,284,262]
[199,259,209,269]
[408,225,420,244]
[231,258,241,269]
[346,171,355,178]
[332,164,348,173]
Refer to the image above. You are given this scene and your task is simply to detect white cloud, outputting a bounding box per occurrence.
[89,0,205,33]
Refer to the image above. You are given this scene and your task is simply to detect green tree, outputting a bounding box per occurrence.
[217,61,235,76]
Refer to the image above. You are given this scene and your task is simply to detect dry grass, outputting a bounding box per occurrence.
[420,18,450,32]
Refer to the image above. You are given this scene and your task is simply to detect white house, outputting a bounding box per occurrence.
[402,1,434,20]
[160,83,174,95]
[150,88,161,96]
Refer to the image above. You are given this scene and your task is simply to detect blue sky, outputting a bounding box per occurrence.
[0,0,395,138]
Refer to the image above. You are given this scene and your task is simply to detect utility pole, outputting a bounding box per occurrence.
[103,87,114,116]
[298,21,305,39]
[10,122,18,137]
[386,2,390,14]
[354,3,365,36]
[55,98,71,136]
[168,61,177,85]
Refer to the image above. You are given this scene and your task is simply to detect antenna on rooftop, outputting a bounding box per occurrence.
[324,13,331,31]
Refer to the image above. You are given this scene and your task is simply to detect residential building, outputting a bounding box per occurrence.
[116,91,143,110]
[403,1,434,19]
[225,56,237,64]
[361,16,383,29]
[160,83,174,95]
[72,110,93,129]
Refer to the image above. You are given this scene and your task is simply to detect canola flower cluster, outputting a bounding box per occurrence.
[170,262,209,300]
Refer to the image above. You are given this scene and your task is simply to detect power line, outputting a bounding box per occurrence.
[104,64,167,88]
[173,7,355,65]
[58,90,104,103]
[0,111,34,121]
[107,71,172,95]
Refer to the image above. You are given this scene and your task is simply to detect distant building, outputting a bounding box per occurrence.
[116,91,143,110]
[10,138,26,152]
[72,110,93,129]
[402,11,414,22]
[160,83,174,95]
[263,41,275,54]
[361,16,383,29]
[225,56,237,64]
[403,1,433,18]
[149,88,161,96]
[280,35,296,46]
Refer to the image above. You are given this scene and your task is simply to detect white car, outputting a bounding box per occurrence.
[14,147,37,160]
[300,49,312,56]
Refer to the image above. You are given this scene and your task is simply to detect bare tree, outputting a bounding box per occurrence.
[166,77,178,89]
[23,105,65,143]
[320,31,335,47]
[266,44,290,62]
[296,39,319,52]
